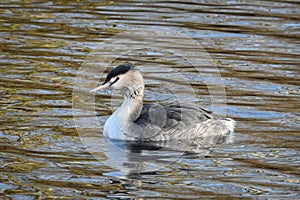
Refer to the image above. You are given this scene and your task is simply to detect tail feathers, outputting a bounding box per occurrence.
[224,118,236,134]
[200,118,236,145]
[220,118,236,144]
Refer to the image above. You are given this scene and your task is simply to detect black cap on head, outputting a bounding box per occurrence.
[104,63,133,84]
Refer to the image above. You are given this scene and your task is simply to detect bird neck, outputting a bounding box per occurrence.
[115,85,144,124]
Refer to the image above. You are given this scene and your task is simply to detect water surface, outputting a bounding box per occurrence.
[0,0,299,199]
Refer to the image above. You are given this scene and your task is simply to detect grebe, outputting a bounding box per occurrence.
[90,63,235,142]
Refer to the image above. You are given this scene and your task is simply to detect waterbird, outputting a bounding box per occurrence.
[90,63,235,142]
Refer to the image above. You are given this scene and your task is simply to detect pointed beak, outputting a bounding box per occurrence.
[89,82,110,93]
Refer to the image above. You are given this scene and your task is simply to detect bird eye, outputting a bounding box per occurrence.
[109,76,120,86]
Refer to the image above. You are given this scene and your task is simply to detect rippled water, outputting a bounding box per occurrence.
[1,0,299,199]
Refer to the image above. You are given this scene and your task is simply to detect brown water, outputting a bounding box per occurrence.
[1,0,299,199]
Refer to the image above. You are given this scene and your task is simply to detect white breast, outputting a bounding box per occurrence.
[103,114,126,140]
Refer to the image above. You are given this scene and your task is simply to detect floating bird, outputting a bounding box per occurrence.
[90,63,235,142]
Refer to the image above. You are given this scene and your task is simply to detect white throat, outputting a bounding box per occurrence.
[116,86,144,123]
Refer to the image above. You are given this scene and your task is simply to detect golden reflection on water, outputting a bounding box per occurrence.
[0,0,299,199]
